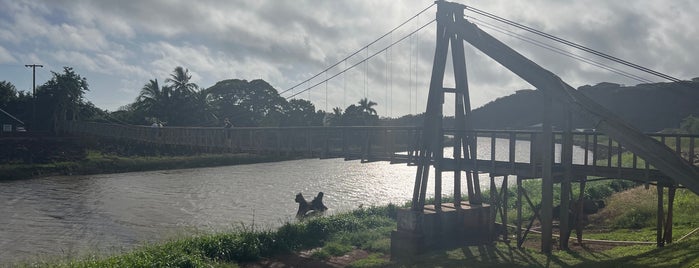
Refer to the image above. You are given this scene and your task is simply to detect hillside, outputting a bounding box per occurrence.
[470,78,699,132]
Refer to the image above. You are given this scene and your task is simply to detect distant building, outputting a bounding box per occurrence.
[0,108,25,135]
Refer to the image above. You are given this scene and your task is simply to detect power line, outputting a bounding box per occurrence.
[463,5,683,83]
[280,2,436,96]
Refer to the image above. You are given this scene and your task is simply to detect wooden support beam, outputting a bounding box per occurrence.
[516,176,523,248]
[657,184,665,247]
[541,92,554,254]
[502,175,509,242]
[560,110,573,250]
[665,186,676,244]
[576,179,586,244]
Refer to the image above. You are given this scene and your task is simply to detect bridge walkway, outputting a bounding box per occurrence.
[62,121,698,186]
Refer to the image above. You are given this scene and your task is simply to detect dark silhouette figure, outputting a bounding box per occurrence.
[223,118,232,128]
[295,192,328,218]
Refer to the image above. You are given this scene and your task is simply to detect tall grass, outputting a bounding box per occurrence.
[23,205,398,267]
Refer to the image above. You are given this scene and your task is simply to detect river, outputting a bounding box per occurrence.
[0,138,591,264]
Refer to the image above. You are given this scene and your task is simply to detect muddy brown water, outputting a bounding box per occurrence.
[0,138,590,264]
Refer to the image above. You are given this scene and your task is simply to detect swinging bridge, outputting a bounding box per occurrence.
[59,0,699,258]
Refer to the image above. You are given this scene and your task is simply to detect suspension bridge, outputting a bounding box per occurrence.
[59,0,699,258]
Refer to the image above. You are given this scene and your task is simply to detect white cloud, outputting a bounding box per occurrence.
[0,45,16,63]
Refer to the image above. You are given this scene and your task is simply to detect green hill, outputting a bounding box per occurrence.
[470,78,699,132]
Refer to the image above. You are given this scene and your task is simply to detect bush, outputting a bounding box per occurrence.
[613,208,655,229]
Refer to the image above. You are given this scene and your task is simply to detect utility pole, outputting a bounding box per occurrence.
[25,64,43,131]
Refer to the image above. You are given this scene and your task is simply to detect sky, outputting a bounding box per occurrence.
[0,0,697,117]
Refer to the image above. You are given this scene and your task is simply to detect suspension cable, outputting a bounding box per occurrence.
[467,16,654,84]
[286,19,436,99]
[280,3,437,96]
[463,5,682,83]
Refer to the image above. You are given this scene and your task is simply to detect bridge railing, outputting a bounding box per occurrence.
[60,121,422,159]
[61,121,697,174]
[455,129,698,180]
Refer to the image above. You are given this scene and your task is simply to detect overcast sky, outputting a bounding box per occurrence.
[1,0,697,117]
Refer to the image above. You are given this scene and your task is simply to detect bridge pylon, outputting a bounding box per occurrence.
[391,1,497,260]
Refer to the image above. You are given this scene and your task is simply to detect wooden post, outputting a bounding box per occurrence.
[490,133,496,173]
[657,184,665,247]
[541,92,554,254]
[560,110,573,250]
[453,92,464,206]
[516,175,523,248]
[509,132,516,174]
[665,186,676,244]
[576,178,586,244]
[410,0,450,211]
[502,175,509,242]
[490,175,497,230]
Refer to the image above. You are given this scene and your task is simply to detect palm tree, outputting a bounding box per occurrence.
[136,79,164,107]
[165,66,198,96]
[324,107,344,126]
[332,107,343,117]
[357,97,377,115]
[135,79,169,121]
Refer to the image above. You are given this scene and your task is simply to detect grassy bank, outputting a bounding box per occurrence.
[22,206,399,268]
[19,183,699,267]
[0,151,301,180]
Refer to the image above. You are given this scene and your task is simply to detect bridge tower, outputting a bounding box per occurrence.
[391,1,498,259]
[411,1,481,211]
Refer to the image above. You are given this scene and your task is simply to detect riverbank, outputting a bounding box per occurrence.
[0,151,303,180]
[19,185,699,267]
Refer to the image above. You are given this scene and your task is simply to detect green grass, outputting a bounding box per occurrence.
[311,242,354,260]
[15,183,699,267]
[348,253,389,268]
[18,205,398,267]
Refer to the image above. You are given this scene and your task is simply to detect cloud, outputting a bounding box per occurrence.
[0,45,17,63]
[0,0,697,115]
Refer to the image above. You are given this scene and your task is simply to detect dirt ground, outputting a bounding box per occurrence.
[239,238,623,268]
[240,249,378,268]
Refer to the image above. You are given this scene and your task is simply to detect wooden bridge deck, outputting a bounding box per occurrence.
[61,121,698,186]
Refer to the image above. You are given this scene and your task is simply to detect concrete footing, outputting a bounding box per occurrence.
[390,202,493,261]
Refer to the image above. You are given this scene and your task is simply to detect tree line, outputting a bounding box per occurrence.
[0,66,395,132]
[1,67,97,132]
[3,66,696,134]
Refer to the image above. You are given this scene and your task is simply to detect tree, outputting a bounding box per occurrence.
[325,107,343,126]
[204,79,287,126]
[339,99,380,126]
[358,97,378,115]
[0,81,18,108]
[165,66,198,96]
[134,79,169,122]
[36,67,89,131]
[680,115,699,134]
[283,99,318,126]
[128,67,213,126]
